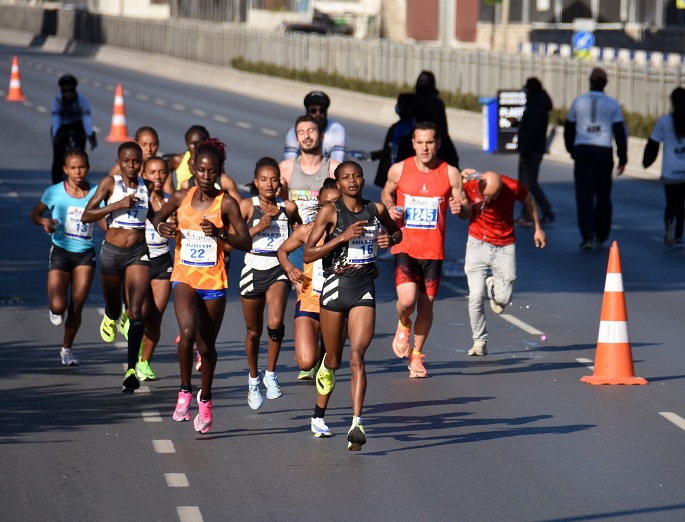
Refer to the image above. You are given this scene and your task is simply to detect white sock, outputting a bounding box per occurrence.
[249,374,260,385]
[265,370,276,377]
[353,416,362,426]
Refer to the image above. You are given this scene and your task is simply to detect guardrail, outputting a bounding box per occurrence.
[1,4,684,116]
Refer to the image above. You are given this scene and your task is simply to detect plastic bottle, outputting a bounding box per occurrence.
[49,218,59,235]
[395,205,404,227]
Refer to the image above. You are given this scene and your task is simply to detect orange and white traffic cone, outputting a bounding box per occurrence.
[6,55,27,102]
[106,83,133,142]
[581,241,648,385]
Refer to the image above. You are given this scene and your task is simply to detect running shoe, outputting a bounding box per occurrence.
[118,310,129,341]
[392,320,411,358]
[298,361,319,381]
[468,340,488,356]
[136,359,157,381]
[122,368,140,393]
[408,350,427,378]
[311,417,332,438]
[173,390,192,421]
[49,310,64,326]
[60,347,79,366]
[486,276,504,314]
[247,371,264,410]
[315,355,335,396]
[579,238,593,250]
[194,390,213,434]
[195,348,202,371]
[100,314,117,343]
[347,418,366,451]
[263,371,283,400]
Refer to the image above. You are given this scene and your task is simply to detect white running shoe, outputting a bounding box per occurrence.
[60,348,79,366]
[263,371,283,400]
[247,371,264,410]
[49,310,64,326]
[486,276,504,314]
[311,417,332,438]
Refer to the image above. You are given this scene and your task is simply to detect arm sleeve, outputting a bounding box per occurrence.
[51,98,61,138]
[612,121,628,165]
[79,94,94,137]
[642,139,660,169]
[326,122,347,162]
[283,126,298,160]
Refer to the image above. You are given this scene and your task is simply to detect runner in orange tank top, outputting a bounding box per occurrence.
[381,121,471,378]
[153,138,250,434]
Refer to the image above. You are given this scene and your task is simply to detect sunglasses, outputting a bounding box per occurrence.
[308,106,326,115]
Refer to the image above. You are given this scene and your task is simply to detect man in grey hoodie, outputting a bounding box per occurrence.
[516,77,555,226]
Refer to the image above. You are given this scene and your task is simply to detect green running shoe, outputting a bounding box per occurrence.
[100,314,116,343]
[118,310,129,341]
[122,368,140,393]
[347,418,366,451]
[315,355,335,396]
[136,359,157,381]
[297,361,319,381]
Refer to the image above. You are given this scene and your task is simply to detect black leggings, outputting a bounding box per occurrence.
[664,182,685,240]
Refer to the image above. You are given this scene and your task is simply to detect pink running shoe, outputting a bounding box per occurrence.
[392,320,411,358]
[194,390,212,433]
[173,390,192,421]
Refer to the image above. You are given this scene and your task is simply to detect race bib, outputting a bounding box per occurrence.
[145,220,167,247]
[291,190,319,224]
[180,229,218,267]
[312,259,324,295]
[252,219,288,253]
[347,225,378,264]
[64,206,93,240]
[405,196,439,229]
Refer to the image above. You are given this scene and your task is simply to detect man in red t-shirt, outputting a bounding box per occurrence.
[381,121,470,378]
[460,170,546,356]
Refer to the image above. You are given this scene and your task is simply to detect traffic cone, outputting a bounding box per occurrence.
[6,55,27,102]
[106,83,133,142]
[581,241,648,385]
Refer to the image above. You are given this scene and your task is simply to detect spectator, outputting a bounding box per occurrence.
[373,92,416,188]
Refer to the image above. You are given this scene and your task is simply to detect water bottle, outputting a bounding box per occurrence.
[464,171,482,182]
[395,205,405,227]
[48,218,59,235]
[464,173,484,209]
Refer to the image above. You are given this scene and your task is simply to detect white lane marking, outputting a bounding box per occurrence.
[165,473,189,487]
[0,192,19,198]
[36,105,49,113]
[106,84,116,91]
[192,109,207,117]
[97,307,105,314]
[172,103,186,111]
[23,101,33,108]
[45,67,54,73]
[136,93,149,101]
[260,128,279,136]
[442,281,547,338]
[138,386,151,394]
[212,115,228,123]
[123,89,131,96]
[236,121,252,129]
[142,410,163,422]
[154,98,168,106]
[92,80,102,87]
[121,363,128,371]
[115,341,127,350]
[153,440,176,453]
[499,313,545,336]
[576,358,594,371]
[177,506,204,522]
[659,412,685,432]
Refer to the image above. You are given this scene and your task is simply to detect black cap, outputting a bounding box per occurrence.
[303,91,330,109]
[59,74,78,88]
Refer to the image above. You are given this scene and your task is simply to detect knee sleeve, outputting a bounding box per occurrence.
[267,325,285,343]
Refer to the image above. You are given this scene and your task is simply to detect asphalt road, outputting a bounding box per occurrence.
[1,40,685,522]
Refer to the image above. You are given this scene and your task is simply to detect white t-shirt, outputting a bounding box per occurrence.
[283,119,346,162]
[650,113,685,183]
[567,92,624,148]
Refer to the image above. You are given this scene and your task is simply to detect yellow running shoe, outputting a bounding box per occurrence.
[315,354,335,396]
[100,314,116,343]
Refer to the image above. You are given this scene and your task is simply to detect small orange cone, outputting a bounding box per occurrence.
[106,83,133,142]
[581,241,648,385]
[6,55,27,102]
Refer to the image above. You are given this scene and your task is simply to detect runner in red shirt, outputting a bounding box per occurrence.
[381,121,470,377]
[460,170,546,356]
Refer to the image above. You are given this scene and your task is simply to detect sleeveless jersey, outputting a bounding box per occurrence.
[289,157,331,224]
[40,182,98,253]
[298,235,325,313]
[171,187,227,290]
[323,199,380,278]
[244,196,290,271]
[107,175,149,230]
[145,193,170,259]
[392,158,451,260]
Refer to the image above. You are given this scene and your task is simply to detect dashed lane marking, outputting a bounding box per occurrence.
[153,440,176,453]
[136,93,149,101]
[36,105,49,113]
[659,412,685,432]
[192,109,207,117]
[212,115,228,123]
[172,103,186,111]
[165,473,189,487]
[115,341,127,350]
[260,128,279,136]
[154,98,168,106]
[236,121,252,129]
[576,358,594,370]
[142,410,163,422]
[177,506,203,522]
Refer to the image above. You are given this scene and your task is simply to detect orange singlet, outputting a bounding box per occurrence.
[298,237,325,313]
[391,158,451,260]
[171,187,227,290]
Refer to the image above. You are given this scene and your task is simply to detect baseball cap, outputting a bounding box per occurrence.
[303,91,330,109]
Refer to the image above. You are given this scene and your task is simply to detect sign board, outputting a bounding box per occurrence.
[573,18,596,32]
[497,90,526,153]
[572,31,595,52]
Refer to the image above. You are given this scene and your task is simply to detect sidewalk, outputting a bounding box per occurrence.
[0,28,661,180]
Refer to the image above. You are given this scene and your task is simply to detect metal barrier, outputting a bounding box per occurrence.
[1,4,684,116]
